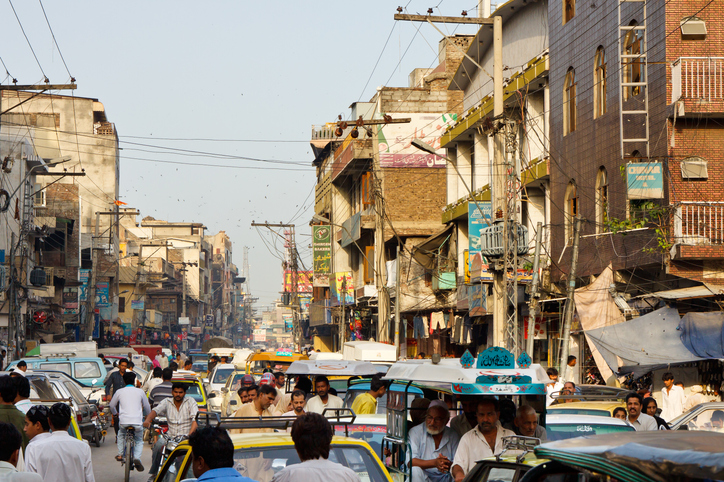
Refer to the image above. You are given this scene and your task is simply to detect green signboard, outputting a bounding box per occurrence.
[313,225,331,287]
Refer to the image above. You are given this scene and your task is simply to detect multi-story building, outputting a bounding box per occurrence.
[310,35,473,355]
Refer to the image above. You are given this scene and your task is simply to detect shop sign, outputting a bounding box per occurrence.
[313,225,331,287]
[79,269,90,301]
[63,287,79,314]
[468,203,493,273]
[377,113,457,168]
[95,282,110,307]
[191,326,202,334]
[627,162,663,199]
[131,300,144,310]
[331,272,354,306]
[178,317,190,325]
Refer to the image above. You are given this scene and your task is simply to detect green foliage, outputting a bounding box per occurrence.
[605,201,672,254]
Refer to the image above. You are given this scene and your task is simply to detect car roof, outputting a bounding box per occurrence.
[545,414,632,426]
[536,431,724,480]
[227,432,377,448]
[548,401,624,411]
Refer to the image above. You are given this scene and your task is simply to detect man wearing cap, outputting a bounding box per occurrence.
[410,400,460,482]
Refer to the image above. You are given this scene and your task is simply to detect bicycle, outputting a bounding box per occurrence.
[119,426,143,482]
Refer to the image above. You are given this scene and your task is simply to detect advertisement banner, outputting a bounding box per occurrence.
[331,272,355,306]
[627,162,663,199]
[253,329,266,343]
[284,270,313,293]
[131,300,144,310]
[468,202,493,272]
[63,287,79,314]
[95,282,110,307]
[377,113,458,168]
[312,225,331,287]
[79,269,91,302]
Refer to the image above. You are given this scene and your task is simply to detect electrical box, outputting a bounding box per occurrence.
[480,223,529,258]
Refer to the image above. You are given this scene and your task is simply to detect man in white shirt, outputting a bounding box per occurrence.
[563,356,578,385]
[282,390,307,417]
[451,399,516,482]
[409,400,460,482]
[12,377,32,415]
[22,405,51,446]
[272,412,360,482]
[25,403,95,482]
[306,376,344,415]
[109,371,151,471]
[625,392,658,431]
[660,372,686,422]
[0,422,42,482]
[545,368,564,407]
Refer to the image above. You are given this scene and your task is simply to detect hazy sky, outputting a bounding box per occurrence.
[0,1,481,308]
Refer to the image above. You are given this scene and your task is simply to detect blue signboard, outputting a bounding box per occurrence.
[468,202,492,271]
[627,162,663,199]
[95,282,110,307]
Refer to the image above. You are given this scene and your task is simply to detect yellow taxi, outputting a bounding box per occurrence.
[246,350,309,378]
[154,431,393,482]
[170,373,209,412]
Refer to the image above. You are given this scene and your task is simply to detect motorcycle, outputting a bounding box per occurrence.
[87,390,109,447]
[153,423,188,471]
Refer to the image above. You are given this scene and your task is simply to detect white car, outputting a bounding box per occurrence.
[205,363,235,412]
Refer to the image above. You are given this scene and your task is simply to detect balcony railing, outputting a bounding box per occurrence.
[672,57,724,102]
[674,202,724,245]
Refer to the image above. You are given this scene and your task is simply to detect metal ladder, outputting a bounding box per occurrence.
[618,0,650,160]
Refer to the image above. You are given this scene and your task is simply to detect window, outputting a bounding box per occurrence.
[118,296,125,313]
[40,362,71,376]
[595,168,608,233]
[623,22,642,100]
[563,0,575,24]
[563,68,577,136]
[361,171,373,206]
[594,47,607,118]
[364,246,375,284]
[565,181,578,243]
[74,361,102,379]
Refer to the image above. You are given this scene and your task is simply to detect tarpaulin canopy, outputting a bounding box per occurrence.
[679,311,724,358]
[585,306,706,373]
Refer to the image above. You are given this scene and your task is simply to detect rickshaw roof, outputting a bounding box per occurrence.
[382,347,552,395]
[286,360,387,376]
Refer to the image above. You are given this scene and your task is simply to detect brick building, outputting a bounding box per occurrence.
[309,35,473,353]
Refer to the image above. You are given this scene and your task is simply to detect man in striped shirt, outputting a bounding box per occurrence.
[149,368,174,407]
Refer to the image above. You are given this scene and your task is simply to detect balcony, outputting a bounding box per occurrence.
[672,202,724,259]
[671,57,724,115]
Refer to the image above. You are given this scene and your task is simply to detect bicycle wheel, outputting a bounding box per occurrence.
[124,431,133,482]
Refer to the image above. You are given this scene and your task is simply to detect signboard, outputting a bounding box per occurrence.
[253,329,266,343]
[79,269,90,301]
[178,317,190,325]
[312,225,331,287]
[95,282,110,307]
[331,272,354,306]
[284,270,313,293]
[191,326,202,334]
[276,348,293,357]
[131,300,144,310]
[627,162,663,199]
[468,202,493,272]
[205,314,214,327]
[63,287,79,314]
[377,113,458,168]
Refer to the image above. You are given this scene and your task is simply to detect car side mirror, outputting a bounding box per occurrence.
[209,392,216,399]
[203,378,209,384]
[221,387,228,393]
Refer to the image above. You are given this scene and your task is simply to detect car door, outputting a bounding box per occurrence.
[156,446,193,482]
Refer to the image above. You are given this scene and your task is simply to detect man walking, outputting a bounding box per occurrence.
[563,356,577,385]
[271,412,360,482]
[0,422,42,482]
[306,376,344,415]
[25,403,95,482]
[625,392,658,431]
[109,371,151,471]
[350,375,386,415]
[660,372,686,422]
[409,400,460,482]
[143,383,198,480]
[451,399,515,482]
[0,376,28,449]
[105,357,128,438]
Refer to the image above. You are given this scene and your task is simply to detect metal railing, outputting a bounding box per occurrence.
[674,202,724,245]
[672,57,724,102]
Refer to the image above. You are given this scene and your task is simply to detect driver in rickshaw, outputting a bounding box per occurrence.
[409,400,460,482]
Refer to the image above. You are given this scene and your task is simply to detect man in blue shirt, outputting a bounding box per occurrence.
[188,426,257,482]
[410,400,460,482]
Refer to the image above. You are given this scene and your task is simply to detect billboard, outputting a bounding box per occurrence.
[377,113,458,168]
[284,270,313,293]
[312,225,331,287]
[253,329,266,343]
[331,272,355,306]
[95,282,110,307]
[79,269,90,301]
[468,202,493,273]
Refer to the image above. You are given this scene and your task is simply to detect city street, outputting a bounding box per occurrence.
[90,433,155,482]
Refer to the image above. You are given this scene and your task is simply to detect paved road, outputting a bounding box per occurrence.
[90,430,154,482]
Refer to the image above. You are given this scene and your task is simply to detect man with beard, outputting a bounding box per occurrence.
[451,398,515,482]
[410,400,460,482]
[230,384,277,433]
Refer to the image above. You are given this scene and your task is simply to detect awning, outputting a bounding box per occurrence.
[637,284,724,300]
[411,224,453,270]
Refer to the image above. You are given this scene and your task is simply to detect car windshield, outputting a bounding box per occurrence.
[234,444,386,482]
[29,378,57,400]
[192,362,208,372]
[213,368,234,384]
[251,360,293,373]
[546,422,634,441]
[334,425,386,456]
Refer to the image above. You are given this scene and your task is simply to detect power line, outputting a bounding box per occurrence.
[8,0,47,80]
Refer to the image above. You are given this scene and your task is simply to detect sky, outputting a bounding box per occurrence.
[0,1,483,308]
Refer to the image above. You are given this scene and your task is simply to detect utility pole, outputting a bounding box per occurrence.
[87,212,100,342]
[394,243,401,359]
[559,216,582,374]
[526,222,543,356]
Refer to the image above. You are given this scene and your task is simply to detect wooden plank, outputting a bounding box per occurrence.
[394,14,494,25]
[0,84,77,91]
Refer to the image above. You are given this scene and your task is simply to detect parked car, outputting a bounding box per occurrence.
[668,401,724,431]
[29,371,96,441]
[7,356,106,387]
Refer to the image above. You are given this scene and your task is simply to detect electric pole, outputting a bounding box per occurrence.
[526,222,543,356]
[559,216,582,374]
